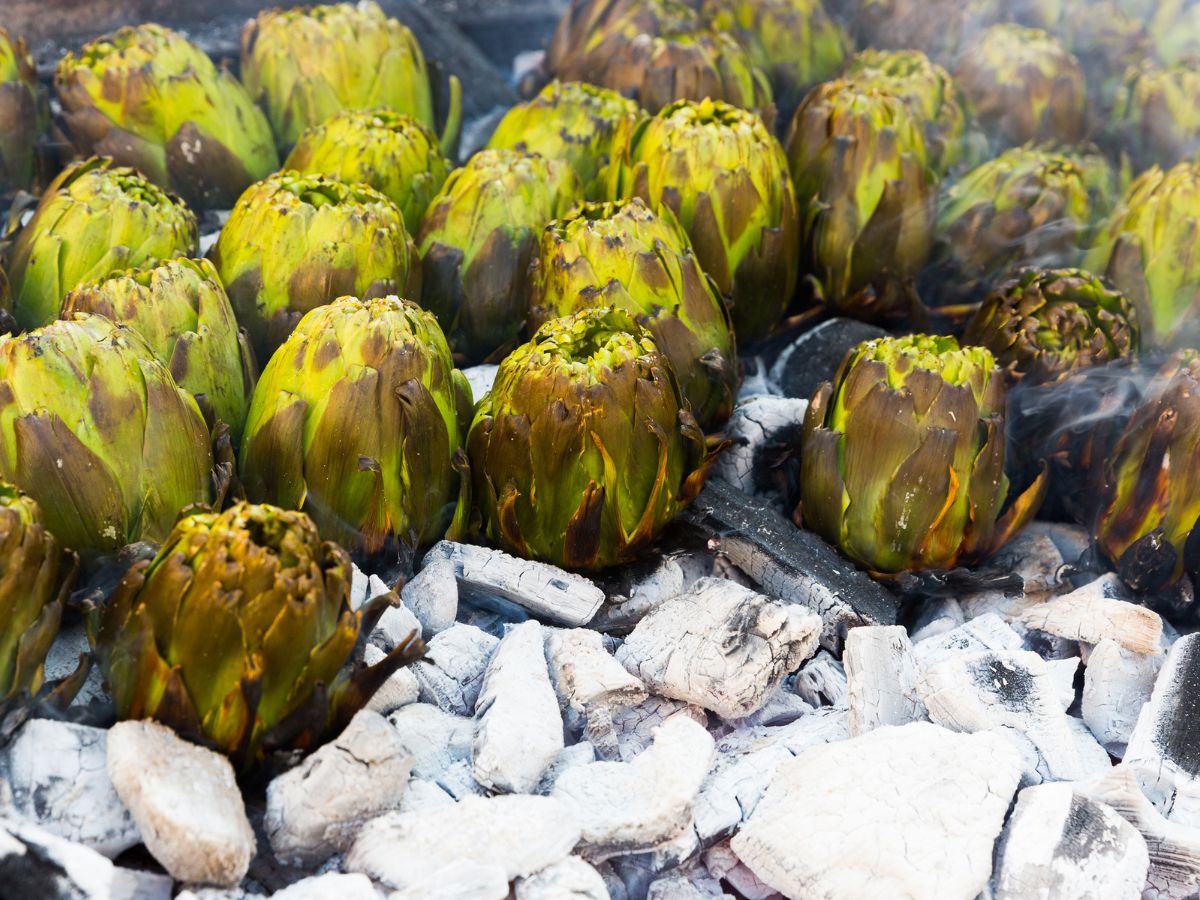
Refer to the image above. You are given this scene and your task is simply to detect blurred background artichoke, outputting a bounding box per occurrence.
[0,28,44,195]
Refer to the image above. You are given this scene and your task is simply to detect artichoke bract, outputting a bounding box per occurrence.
[55,24,279,210]
[528,199,738,428]
[800,334,1046,574]
[963,267,1139,385]
[0,314,212,558]
[285,108,450,234]
[466,308,713,571]
[241,1,459,154]
[954,24,1086,150]
[1095,351,1200,591]
[785,80,934,322]
[546,0,702,85]
[6,158,199,332]
[0,28,44,194]
[843,49,968,174]
[61,259,256,446]
[210,171,419,362]
[1110,61,1200,173]
[486,81,644,201]
[617,98,798,342]
[1084,160,1200,349]
[417,149,582,363]
[0,483,77,708]
[240,296,471,556]
[700,0,851,115]
[91,502,423,769]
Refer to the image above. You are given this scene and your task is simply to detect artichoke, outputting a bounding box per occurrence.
[5,158,199,332]
[240,296,471,556]
[486,81,644,201]
[800,334,1046,574]
[546,0,702,84]
[465,308,714,570]
[210,171,419,362]
[954,24,1086,150]
[1148,0,1200,67]
[843,49,969,174]
[1110,61,1200,173]
[528,198,738,427]
[55,24,279,210]
[1094,351,1200,591]
[240,1,460,154]
[785,80,934,322]
[1084,160,1200,349]
[930,147,1115,308]
[1060,1,1152,125]
[0,483,77,708]
[0,314,212,558]
[417,149,582,363]
[90,501,424,768]
[963,267,1139,384]
[850,0,1000,63]
[0,28,43,194]
[617,98,798,342]
[700,0,851,115]
[61,259,257,446]
[284,108,450,234]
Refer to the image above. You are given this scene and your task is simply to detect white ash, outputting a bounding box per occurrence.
[348,563,371,611]
[4,719,139,858]
[366,597,422,653]
[710,395,807,502]
[909,596,966,644]
[1082,638,1163,756]
[269,872,379,900]
[40,622,105,708]
[513,856,610,900]
[731,723,1022,900]
[644,862,730,900]
[264,710,413,868]
[960,588,1051,626]
[361,642,420,715]
[387,703,474,786]
[984,529,1067,595]
[345,794,580,892]
[438,756,488,800]
[389,860,509,900]
[423,540,605,627]
[1028,521,1092,565]
[912,612,1023,665]
[704,841,779,900]
[400,557,459,637]
[723,682,814,729]
[616,577,821,720]
[536,742,598,794]
[592,556,686,633]
[792,649,848,708]
[1020,573,1163,655]
[461,364,499,402]
[611,696,708,761]
[545,627,648,743]
[106,720,255,887]
[412,623,498,716]
[472,620,565,794]
[398,778,456,814]
[844,625,927,736]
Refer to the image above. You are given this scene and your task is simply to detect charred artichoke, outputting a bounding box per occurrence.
[90,502,423,769]
[61,259,256,445]
[800,334,1046,574]
[528,198,738,427]
[465,308,713,570]
[240,296,471,556]
[210,171,419,362]
[417,149,581,363]
[546,0,702,85]
[617,98,798,341]
[963,267,1139,384]
[6,158,198,332]
[0,314,212,557]
[55,24,279,210]
[486,81,644,201]
[1110,61,1200,173]
[0,28,43,194]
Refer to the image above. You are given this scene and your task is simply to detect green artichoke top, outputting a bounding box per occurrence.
[486,80,645,200]
[0,28,37,93]
[547,0,702,81]
[1110,61,1200,171]
[964,267,1139,384]
[0,28,45,194]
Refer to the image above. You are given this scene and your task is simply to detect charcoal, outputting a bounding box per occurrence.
[1082,638,1163,756]
[844,626,927,736]
[793,650,848,708]
[702,842,778,900]
[544,627,647,741]
[271,873,378,900]
[412,623,498,716]
[610,697,707,763]
[767,317,889,401]
[362,643,421,716]
[514,857,610,900]
[387,703,474,785]
[592,556,686,635]
[1021,573,1163,654]
[400,558,459,638]
[710,396,807,509]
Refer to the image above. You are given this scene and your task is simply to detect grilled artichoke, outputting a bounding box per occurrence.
[55,24,279,210]
[240,296,471,556]
[963,267,1139,384]
[850,0,999,63]
[210,171,419,362]
[617,98,798,341]
[241,1,459,154]
[6,158,199,332]
[466,308,713,570]
[800,334,1046,574]
[1148,0,1200,66]
[61,259,256,445]
[1095,351,1200,591]
[284,108,450,234]
[486,81,644,201]
[0,314,212,557]
[546,0,702,84]
[90,502,423,769]
[528,198,738,427]
[785,80,934,322]
[0,28,43,194]
[1084,160,1200,348]
[1061,1,1152,125]
[1110,61,1200,173]
[417,149,582,363]
[843,49,968,174]
[954,24,1086,150]
[0,483,77,708]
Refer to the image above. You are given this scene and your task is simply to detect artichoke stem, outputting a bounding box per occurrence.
[440,75,463,158]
